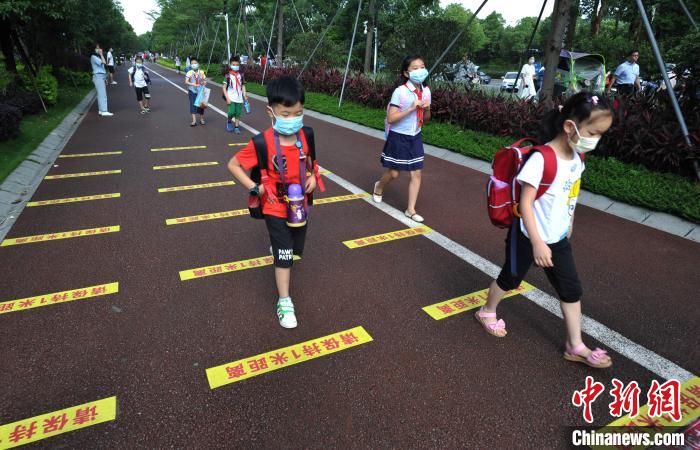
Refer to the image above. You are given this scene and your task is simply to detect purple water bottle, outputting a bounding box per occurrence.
[285,183,307,227]
[244,100,251,114]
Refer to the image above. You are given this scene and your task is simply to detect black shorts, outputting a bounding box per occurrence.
[108,65,115,74]
[135,86,150,101]
[265,215,307,268]
[496,227,583,302]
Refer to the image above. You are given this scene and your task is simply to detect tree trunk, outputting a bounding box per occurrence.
[277,0,284,66]
[541,0,571,107]
[363,0,377,73]
[590,0,600,36]
[565,0,579,50]
[591,0,608,37]
[243,3,253,63]
[0,19,17,73]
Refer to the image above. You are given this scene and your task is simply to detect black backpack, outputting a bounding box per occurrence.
[248,126,316,219]
[130,66,151,84]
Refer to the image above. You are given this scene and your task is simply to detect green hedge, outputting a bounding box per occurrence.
[20,65,58,106]
[245,82,700,223]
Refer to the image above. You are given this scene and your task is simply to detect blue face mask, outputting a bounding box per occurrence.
[272,113,304,135]
[231,65,240,71]
[191,64,199,70]
[409,67,429,84]
[136,64,143,68]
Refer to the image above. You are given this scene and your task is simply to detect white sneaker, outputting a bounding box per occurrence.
[372,181,382,203]
[99,111,114,116]
[110,81,118,85]
[277,297,297,329]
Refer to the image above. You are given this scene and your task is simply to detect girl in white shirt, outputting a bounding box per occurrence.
[372,55,432,223]
[476,92,615,369]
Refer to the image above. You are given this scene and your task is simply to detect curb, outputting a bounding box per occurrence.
[0,89,97,242]
[155,63,700,243]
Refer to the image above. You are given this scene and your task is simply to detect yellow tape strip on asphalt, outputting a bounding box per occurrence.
[206,326,373,389]
[227,143,247,147]
[1,226,120,247]
[157,180,235,193]
[45,170,121,179]
[151,145,207,152]
[166,209,249,225]
[314,192,368,204]
[27,193,120,207]
[58,151,122,158]
[596,376,700,450]
[0,283,119,316]
[0,396,116,449]
[153,162,218,170]
[343,226,433,249]
[422,282,535,320]
[166,194,368,225]
[179,254,300,281]
[319,169,332,175]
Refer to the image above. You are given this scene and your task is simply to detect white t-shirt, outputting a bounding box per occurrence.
[107,51,114,66]
[516,150,584,244]
[226,72,244,103]
[128,66,148,88]
[388,83,432,136]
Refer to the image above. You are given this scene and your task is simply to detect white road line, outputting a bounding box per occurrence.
[149,65,695,383]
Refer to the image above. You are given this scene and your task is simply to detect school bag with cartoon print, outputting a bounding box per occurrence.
[487,138,584,228]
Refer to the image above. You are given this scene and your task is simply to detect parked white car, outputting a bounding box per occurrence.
[500,72,522,93]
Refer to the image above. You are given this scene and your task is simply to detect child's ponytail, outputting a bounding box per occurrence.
[537,92,613,144]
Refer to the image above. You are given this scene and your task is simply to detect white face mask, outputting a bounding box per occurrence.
[568,122,600,154]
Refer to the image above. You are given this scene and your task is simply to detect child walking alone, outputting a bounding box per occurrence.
[223,55,248,134]
[372,55,431,223]
[476,92,614,369]
[185,57,207,126]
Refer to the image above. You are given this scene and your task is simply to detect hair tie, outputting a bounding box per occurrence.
[558,105,564,112]
[587,95,599,105]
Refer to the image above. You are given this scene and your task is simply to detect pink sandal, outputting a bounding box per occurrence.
[564,343,613,369]
[474,307,507,337]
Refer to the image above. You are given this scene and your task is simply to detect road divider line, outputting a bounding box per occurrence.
[151,145,207,152]
[0,396,116,448]
[1,226,120,247]
[228,143,247,147]
[45,170,121,179]
[153,162,218,170]
[158,180,235,193]
[27,193,120,207]
[166,194,368,225]
[58,151,122,158]
[152,64,694,382]
[422,282,535,320]
[0,283,119,315]
[179,254,300,281]
[343,226,432,249]
[206,326,373,389]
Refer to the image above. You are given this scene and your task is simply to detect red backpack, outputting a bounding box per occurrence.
[487,138,559,228]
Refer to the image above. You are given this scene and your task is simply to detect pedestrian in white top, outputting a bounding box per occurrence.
[107,47,117,84]
[477,92,615,370]
[520,56,536,99]
[128,56,152,114]
[372,55,432,223]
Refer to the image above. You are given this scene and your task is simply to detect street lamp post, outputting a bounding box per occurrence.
[225,13,231,60]
[373,27,377,74]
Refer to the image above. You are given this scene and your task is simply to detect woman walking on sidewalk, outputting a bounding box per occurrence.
[91,43,113,117]
[372,55,431,223]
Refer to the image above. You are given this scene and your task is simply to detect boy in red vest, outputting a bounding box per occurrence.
[227,76,325,329]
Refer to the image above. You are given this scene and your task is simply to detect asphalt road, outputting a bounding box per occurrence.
[0,63,697,449]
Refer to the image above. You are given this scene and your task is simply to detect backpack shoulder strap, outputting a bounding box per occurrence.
[532,145,557,199]
[301,126,315,161]
[251,133,268,173]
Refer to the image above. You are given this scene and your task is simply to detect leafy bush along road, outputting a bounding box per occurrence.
[242,81,700,224]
